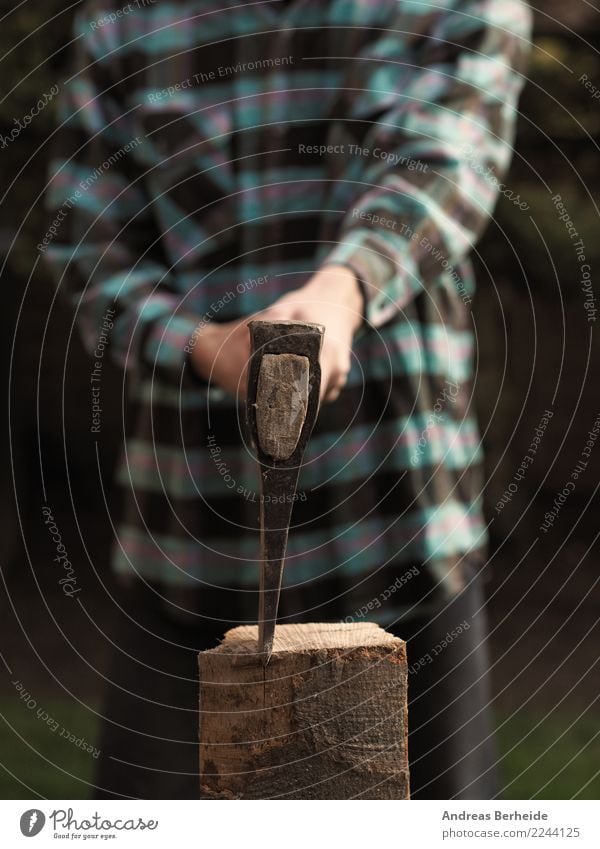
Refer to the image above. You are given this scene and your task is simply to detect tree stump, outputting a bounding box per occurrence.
[198,622,409,799]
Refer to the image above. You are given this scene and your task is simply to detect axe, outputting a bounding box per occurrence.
[245,319,324,664]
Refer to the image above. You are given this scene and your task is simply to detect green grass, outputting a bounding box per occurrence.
[495,710,600,799]
[0,698,99,799]
[0,699,598,798]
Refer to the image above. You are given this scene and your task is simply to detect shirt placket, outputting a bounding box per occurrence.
[265,21,294,260]
[232,2,306,271]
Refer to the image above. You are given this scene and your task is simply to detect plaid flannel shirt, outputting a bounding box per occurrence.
[45,0,531,624]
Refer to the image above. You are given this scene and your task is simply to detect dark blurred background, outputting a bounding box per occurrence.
[0,1,599,798]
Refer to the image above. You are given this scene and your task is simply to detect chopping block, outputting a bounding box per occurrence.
[198,622,409,799]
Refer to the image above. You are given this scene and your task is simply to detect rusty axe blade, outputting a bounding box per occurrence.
[246,319,324,664]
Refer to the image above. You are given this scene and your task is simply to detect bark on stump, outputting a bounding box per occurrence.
[198,622,409,799]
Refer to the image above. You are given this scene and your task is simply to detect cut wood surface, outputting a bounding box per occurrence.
[198,622,409,799]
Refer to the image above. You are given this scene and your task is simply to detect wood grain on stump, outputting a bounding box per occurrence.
[198,622,409,799]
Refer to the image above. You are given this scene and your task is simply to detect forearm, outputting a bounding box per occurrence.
[318,0,532,328]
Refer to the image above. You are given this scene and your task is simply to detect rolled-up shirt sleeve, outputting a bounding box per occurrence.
[43,8,201,382]
[320,0,532,329]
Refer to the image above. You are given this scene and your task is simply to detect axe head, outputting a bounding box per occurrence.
[245,320,324,664]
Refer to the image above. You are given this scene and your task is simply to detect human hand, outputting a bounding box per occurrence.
[188,265,364,402]
[188,316,251,398]
[252,265,364,403]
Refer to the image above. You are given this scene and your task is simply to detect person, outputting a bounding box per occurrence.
[45,0,531,799]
